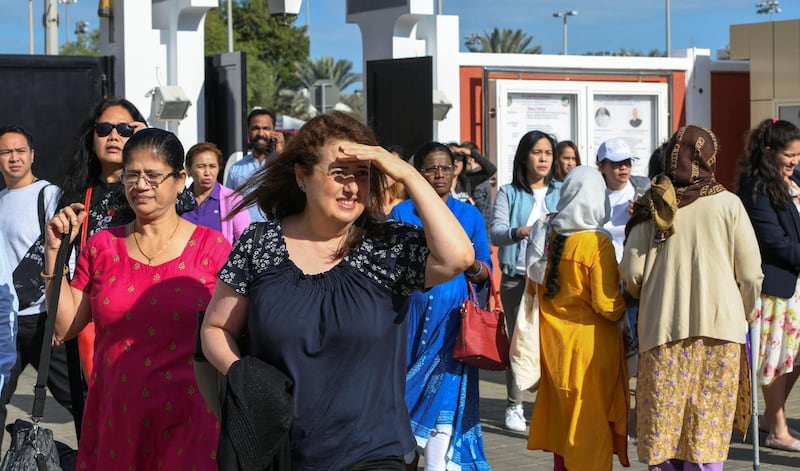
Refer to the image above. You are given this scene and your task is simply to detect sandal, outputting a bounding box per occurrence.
[764,434,800,452]
[758,416,800,439]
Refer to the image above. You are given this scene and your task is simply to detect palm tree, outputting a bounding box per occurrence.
[295,56,362,91]
[465,28,542,54]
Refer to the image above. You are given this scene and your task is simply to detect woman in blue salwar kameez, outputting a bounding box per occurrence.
[390,142,493,471]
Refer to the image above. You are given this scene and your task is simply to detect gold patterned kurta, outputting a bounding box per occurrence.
[71,225,230,470]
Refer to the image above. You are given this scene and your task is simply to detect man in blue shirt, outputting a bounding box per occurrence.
[0,231,18,411]
[225,108,284,222]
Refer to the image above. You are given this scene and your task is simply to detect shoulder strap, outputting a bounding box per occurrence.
[32,227,74,421]
[36,184,49,236]
[79,186,93,250]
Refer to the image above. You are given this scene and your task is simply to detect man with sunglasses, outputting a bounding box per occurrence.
[225,108,285,222]
[0,125,73,446]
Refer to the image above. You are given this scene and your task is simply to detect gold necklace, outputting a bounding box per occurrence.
[132,218,181,265]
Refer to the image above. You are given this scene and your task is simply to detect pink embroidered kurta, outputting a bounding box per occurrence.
[71,225,230,470]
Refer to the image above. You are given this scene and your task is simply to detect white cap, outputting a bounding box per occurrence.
[597,137,638,162]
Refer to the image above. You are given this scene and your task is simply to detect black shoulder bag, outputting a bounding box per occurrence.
[11,185,50,311]
[1,229,78,471]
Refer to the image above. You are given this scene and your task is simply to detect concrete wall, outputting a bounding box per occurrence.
[731,19,800,127]
[98,0,216,148]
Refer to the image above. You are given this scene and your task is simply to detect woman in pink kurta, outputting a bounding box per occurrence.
[45,128,231,470]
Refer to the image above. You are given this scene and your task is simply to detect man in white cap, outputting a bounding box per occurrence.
[596,137,650,262]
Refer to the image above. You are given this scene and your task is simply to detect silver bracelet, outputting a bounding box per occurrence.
[466,262,484,278]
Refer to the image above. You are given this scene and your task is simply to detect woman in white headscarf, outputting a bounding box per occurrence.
[526,166,629,471]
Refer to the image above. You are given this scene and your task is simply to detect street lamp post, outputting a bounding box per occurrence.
[553,10,578,55]
[59,0,78,44]
[756,0,781,21]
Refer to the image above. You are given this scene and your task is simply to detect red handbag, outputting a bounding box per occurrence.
[453,264,511,370]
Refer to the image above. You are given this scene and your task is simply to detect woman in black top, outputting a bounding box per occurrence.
[201,112,475,470]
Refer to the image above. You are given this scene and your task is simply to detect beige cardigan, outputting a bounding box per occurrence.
[619,191,763,353]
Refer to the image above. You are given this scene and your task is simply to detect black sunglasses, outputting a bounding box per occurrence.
[94,122,135,138]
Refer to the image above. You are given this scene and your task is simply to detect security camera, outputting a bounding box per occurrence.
[267,0,302,20]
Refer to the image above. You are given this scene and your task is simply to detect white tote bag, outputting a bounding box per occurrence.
[509,280,541,392]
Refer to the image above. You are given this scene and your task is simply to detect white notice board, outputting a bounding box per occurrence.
[491,80,668,186]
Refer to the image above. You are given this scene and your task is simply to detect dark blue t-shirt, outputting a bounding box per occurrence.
[218,220,429,470]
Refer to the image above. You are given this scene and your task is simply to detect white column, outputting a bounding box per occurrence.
[99,1,215,148]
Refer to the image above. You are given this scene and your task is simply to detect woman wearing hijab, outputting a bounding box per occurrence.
[526,166,629,471]
[621,125,763,470]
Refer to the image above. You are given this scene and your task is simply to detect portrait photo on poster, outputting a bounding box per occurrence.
[595,107,611,127]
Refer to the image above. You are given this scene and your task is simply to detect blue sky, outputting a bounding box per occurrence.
[0,0,796,72]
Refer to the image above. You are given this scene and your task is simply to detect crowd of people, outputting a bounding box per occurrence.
[1,96,800,470]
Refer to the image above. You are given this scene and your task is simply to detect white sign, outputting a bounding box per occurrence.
[498,93,576,185]
[591,94,656,177]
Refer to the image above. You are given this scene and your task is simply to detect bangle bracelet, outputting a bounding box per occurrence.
[41,266,69,280]
[466,262,484,278]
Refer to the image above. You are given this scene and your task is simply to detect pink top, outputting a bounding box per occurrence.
[71,224,230,470]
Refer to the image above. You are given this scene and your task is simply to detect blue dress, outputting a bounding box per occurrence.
[389,197,493,470]
[218,220,429,470]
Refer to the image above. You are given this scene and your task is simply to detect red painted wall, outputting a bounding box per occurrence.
[710,72,750,190]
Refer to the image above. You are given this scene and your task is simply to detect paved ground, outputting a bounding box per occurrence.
[477,370,800,470]
[2,366,800,469]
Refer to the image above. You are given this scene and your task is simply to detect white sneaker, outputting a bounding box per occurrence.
[504,405,527,432]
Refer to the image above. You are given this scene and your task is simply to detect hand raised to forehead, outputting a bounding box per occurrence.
[339,143,415,183]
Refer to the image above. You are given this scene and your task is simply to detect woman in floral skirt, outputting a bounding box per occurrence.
[737,118,800,452]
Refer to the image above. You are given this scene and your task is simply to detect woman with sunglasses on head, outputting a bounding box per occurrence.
[737,118,800,452]
[489,130,561,432]
[45,128,230,470]
[200,112,475,470]
[390,142,492,471]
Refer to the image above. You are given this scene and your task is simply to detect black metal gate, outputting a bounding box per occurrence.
[0,54,113,189]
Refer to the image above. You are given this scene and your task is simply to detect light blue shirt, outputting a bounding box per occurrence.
[0,231,19,393]
[225,152,268,222]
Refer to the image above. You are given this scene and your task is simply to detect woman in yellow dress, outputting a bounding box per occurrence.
[526,165,629,471]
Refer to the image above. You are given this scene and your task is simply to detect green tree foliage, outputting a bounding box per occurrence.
[585,49,666,57]
[60,29,100,56]
[284,56,364,121]
[295,56,362,92]
[464,28,542,54]
[338,91,365,122]
[205,0,310,111]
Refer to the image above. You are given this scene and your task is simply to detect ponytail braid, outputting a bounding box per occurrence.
[544,234,568,298]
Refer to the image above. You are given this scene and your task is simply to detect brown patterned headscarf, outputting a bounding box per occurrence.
[625,125,726,242]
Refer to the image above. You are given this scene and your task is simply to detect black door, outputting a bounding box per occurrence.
[204,51,248,178]
[366,56,433,158]
[0,54,113,189]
